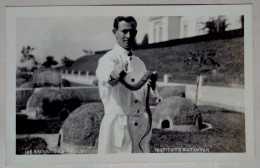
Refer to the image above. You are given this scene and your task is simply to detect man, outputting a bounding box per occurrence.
[96,16,159,153]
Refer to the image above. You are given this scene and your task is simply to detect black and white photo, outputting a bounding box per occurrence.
[4,5,254,165]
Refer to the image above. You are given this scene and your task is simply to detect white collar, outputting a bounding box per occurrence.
[114,44,133,56]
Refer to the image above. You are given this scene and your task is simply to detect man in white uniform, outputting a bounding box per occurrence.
[96,16,159,153]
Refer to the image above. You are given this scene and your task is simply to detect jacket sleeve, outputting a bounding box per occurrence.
[96,55,116,83]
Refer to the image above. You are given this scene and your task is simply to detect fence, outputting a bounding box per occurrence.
[61,70,97,86]
[159,76,244,112]
[163,73,244,88]
[203,74,244,88]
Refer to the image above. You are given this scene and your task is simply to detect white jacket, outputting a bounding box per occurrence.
[96,44,159,153]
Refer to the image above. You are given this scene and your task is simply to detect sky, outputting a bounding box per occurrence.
[16,17,149,65]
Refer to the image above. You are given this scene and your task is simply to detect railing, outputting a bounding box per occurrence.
[203,74,244,88]
[163,73,244,88]
[61,70,97,86]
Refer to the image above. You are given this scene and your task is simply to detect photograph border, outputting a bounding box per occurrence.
[0,0,259,168]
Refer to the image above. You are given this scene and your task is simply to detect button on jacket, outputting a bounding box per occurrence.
[96,44,159,153]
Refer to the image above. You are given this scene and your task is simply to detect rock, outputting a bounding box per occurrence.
[60,103,104,152]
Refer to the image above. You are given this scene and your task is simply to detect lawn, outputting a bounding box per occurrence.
[16,105,245,154]
[150,108,245,153]
[69,36,244,84]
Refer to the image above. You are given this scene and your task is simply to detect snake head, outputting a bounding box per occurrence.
[150,71,158,81]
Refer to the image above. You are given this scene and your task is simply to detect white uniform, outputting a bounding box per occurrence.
[96,44,159,153]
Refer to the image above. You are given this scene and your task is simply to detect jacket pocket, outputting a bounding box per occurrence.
[111,116,128,148]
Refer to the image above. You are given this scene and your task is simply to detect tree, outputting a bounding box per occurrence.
[184,45,220,105]
[140,34,149,46]
[201,16,230,34]
[61,56,74,67]
[42,56,58,68]
[19,45,38,71]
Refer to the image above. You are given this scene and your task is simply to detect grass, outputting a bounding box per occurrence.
[17,104,245,154]
[16,137,49,154]
[68,37,244,84]
[16,118,63,134]
[150,107,245,153]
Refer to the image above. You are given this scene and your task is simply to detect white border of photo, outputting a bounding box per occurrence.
[0,1,258,168]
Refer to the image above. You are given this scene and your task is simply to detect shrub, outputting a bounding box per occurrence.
[61,103,104,147]
[16,137,48,154]
[27,88,81,118]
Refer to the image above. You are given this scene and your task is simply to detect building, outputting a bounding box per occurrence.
[148,16,243,44]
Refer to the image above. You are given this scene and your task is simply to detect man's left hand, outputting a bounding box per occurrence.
[147,71,158,90]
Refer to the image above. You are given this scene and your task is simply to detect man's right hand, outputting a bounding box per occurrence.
[110,63,128,80]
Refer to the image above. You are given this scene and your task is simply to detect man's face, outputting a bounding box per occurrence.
[113,21,137,50]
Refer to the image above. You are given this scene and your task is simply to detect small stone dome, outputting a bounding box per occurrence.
[59,103,104,153]
[26,88,81,118]
[153,96,201,127]
[33,68,61,87]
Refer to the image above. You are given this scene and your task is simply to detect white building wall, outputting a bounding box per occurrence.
[148,19,154,44]
[225,15,242,30]
[162,17,168,42]
[148,16,181,44]
[148,17,164,44]
[180,15,242,38]
[168,16,181,40]
[148,15,242,44]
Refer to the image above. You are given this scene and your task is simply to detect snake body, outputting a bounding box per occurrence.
[119,71,154,91]
[119,70,155,153]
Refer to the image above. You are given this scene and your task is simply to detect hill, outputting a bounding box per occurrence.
[67,32,244,83]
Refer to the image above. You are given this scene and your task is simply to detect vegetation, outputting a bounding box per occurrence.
[61,103,104,147]
[150,107,245,153]
[184,46,220,105]
[201,16,230,34]
[61,56,74,67]
[17,104,244,153]
[16,137,48,154]
[19,45,38,72]
[16,118,63,134]
[70,37,243,85]
[26,88,81,118]
[42,56,58,68]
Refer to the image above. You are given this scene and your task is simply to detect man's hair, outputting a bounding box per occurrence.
[113,16,137,29]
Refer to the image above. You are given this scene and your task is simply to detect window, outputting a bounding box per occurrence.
[159,27,162,42]
[183,24,188,37]
[153,28,157,43]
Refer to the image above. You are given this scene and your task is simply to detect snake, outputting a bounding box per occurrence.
[119,71,156,153]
